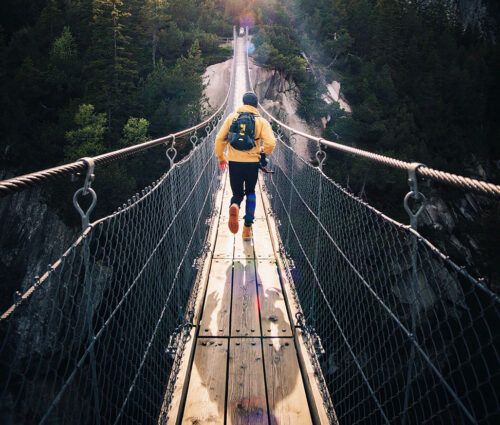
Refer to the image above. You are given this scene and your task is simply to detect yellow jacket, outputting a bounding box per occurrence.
[215,105,276,163]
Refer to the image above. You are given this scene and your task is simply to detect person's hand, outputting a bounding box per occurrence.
[218,160,228,171]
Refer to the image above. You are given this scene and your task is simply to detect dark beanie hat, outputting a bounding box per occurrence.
[243,92,258,107]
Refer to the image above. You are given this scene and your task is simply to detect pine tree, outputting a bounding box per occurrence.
[86,0,138,134]
[65,103,107,159]
[142,0,170,68]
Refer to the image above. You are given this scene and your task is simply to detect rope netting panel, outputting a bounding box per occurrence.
[263,131,500,425]
[0,113,227,424]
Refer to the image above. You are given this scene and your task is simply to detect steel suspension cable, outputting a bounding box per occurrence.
[243,39,500,198]
[0,60,234,198]
[244,31,499,425]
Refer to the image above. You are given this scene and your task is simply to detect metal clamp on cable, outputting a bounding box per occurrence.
[189,132,199,149]
[73,157,97,230]
[165,136,177,168]
[316,139,327,170]
[404,162,427,229]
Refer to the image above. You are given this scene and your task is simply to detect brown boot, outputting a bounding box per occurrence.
[228,204,239,234]
[242,224,253,241]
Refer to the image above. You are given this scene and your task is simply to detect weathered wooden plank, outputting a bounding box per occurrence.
[234,233,255,259]
[252,219,275,260]
[181,338,228,425]
[264,338,313,425]
[213,224,235,259]
[255,260,292,337]
[199,259,233,336]
[227,338,269,425]
[231,260,260,337]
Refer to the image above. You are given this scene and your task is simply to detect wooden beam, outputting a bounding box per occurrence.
[213,229,235,259]
[234,235,255,259]
[252,219,276,260]
[161,173,228,425]
[257,178,337,425]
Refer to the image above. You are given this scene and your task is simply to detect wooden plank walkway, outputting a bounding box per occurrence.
[163,172,327,424]
[162,34,334,425]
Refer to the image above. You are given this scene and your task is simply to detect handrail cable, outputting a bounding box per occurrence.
[244,43,500,198]
[0,57,234,198]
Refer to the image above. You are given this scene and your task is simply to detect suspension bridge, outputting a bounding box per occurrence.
[1,29,499,425]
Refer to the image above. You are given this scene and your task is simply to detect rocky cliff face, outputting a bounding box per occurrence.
[0,173,76,313]
[419,186,499,290]
[248,58,320,159]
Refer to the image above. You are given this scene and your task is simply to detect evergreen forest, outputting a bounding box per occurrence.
[0,0,236,219]
[249,0,500,284]
[1,0,499,281]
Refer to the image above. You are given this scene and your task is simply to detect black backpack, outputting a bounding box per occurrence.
[229,112,256,151]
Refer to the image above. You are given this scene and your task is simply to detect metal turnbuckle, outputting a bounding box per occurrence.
[404,162,427,229]
[73,157,97,230]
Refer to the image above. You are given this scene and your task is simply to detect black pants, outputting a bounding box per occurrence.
[229,161,259,225]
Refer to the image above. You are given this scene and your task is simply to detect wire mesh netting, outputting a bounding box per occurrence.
[263,130,500,425]
[0,113,228,424]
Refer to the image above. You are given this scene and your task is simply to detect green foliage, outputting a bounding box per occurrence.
[253,24,307,81]
[85,0,138,130]
[296,0,499,193]
[297,0,500,280]
[0,0,234,221]
[65,104,107,159]
[50,26,77,65]
[250,2,325,123]
[121,117,149,147]
[141,41,205,136]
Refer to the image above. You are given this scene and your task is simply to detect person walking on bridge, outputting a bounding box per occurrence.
[215,92,276,240]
